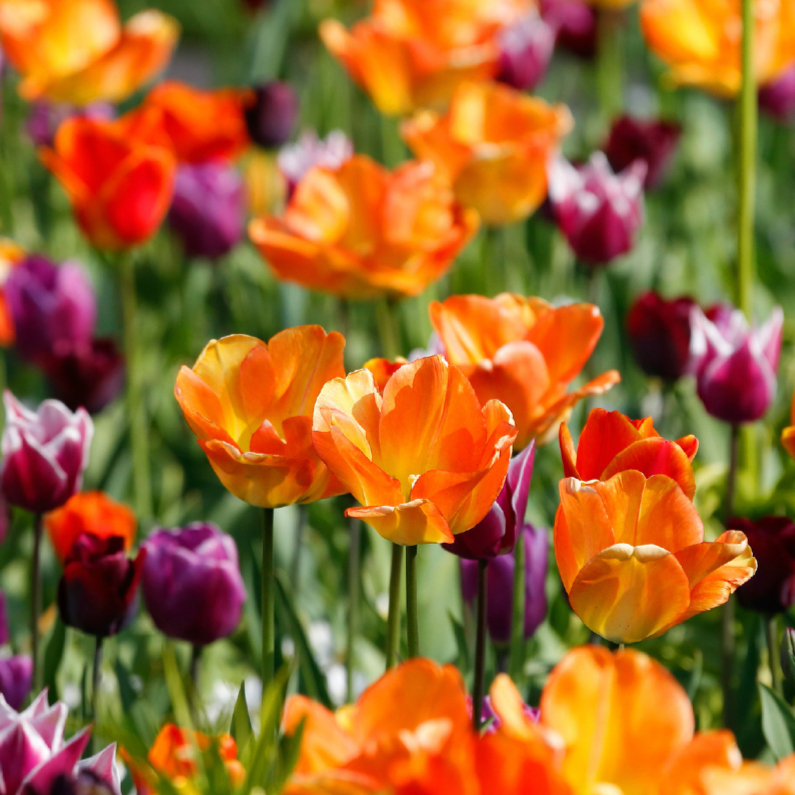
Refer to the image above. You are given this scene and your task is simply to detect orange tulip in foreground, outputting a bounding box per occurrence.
[702,755,795,795]
[0,0,178,104]
[640,0,795,95]
[429,293,620,449]
[320,0,533,116]
[249,155,479,299]
[312,356,516,545]
[175,328,346,509]
[402,81,573,226]
[0,239,24,346]
[41,117,176,251]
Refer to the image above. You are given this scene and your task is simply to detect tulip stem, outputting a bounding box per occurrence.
[768,616,783,696]
[406,545,419,658]
[346,518,361,701]
[509,530,526,682]
[596,9,624,124]
[376,297,401,360]
[473,559,488,733]
[262,507,275,692]
[30,514,42,694]
[385,543,403,669]
[722,424,740,729]
[92,636,103,724]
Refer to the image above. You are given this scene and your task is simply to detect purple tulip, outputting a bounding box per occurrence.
[0,690,121,795]
[540,0,596,59]
[496,13,555,92]
[760,64,795,123]
[142,523,246,646]
[690,305,783,425]
[5,255,96,366]
[461,524,549,645]
[548,152,646,267]
[0,589,7,645]
[0,656,32,710]
[278,130,353,196]
[25,101,114,148]
[1,391,93,514]
[444,444,535,560]
[244,81,299,149]
[168,163,246,260]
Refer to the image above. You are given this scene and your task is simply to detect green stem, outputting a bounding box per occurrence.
[346,518,361,700]
[509,531,526,681]
[596,9,624,124]
[30,514,42,694]
[472,559,488,732]
[376,297,402,360]
[768,615,783,696]
[406,545,419,658]
[262,507,275,691]
[722,424,740,729]
[90,635,103,754]
[385,543,403,669]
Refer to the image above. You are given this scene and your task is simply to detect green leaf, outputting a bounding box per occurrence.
[115,658,138,714]
[43,618,66,696]
[231,681,253,756]
[449,611,470,673]
[760,683,795,761]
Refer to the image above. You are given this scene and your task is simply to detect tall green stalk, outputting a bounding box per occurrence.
[30,514,42,693]
[405,545,419,658]
[262,508,275,691]
[385,543,403,669]
[596,10,624,124]
[346,518,361,699]
[509,531,526,681]
[472,560,488,732]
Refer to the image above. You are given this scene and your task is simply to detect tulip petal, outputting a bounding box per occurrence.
[571,408,644,481]
[559,422,580,479]
[782,424,795,460]
[175,366,238,446]
[347,499,453,545]
[658,731,742,795]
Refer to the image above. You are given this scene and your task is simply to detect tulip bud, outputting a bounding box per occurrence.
[1,391,93,514]
[690,305,783,425]
[277,130,353,197]
[759,63,795,123]
[58,533,145,638]
[141,523,246,646]
[781,628,795,697]
[548,152,646,267]
[604,115,682,190]
[244,81,299,149]
[496,13,555,92]
[540,0,597,59]
[168,163,246,260]
[0,656,32,710]
[25,101,114,148]
[626,292,696,381]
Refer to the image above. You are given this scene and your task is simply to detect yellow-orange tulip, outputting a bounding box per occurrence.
[0,0,179,105]
[312,355,517,545]
[555,471,756,642]
[702,755,795,795]
[320,0,533,116]
[402,81,573,226]
[249,155,479,300]
[429,293,620,449]
[782,390,795,459]
[640,0,795,95]
[174,328,347,509]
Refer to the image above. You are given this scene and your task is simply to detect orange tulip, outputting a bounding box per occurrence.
[0,239,24,346]
[312,355,516,545]
[402,81,573,225]
[560,408,699,499]
[555,471,756,642]
[45,490,136,563]
[782,390,795,459]
[40,116,176,251]
[429,293,620,450]
[0,0,178,105]
[702,755,795,795]
[640,0,795,95]
[249,155,479,300]
[175,328,347,509]
[320,0,533,116]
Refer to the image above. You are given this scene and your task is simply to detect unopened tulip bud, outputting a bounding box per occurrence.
[244,81,299,149]
[759,64,795,123]
[497,13,555,92]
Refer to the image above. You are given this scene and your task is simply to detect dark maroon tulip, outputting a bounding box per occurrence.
[604,115,682,190]
[168,163,246,260]
[444,443,534,560]
[141,523,246,646]
[461,524,548,645]
[244,81,299,149]
[548,152,646,267]
[5,255,96,366]
[540,0,596,58]
[0,656,32,710]
[690,305,783,425]
[43,338,125,415]
[1,391,93,514]
[760,63,795,123]
[626,292,696,381]
[25,101,114,148]
[496,13,555,92]
[58,534,145,638]
[0,589,7,645]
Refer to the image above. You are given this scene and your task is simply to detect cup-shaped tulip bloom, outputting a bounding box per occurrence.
[58,533,145,638]
[402,82,573,226]
[0,657,33,710]
[0,0,178,105]
[41,117,176,251]
[549,152,646,266]
[320,0,533,116]
[497,13,556,92]
[5,255,96,365]
[277,130,353,197]
[540,0,597,58]
[626,292,696,381]
[1,391,93,514]
[604,115,682,190]
[168,162,245,260]
[555,472,756,643]
[560,408,699,498]
[142,523,246,646]
[313,356,517,546]
[244,81,299,149]
[249,156,479,299]
[640,0,795,95]
[429,293,620,449]
[690,305,783,425]
[760,63,795,122]
[175,328,346,509]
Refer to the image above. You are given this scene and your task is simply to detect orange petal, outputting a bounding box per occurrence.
[174,366,238,447]
[572,408,645,481]
[285,166,352,245]
[558,422,579,479]
[675,434,699,462]
[782,424,795,461]
[347,499,453,545]
[659,730,742,795]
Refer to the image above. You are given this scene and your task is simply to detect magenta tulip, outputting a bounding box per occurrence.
[497,13,555,92]
[0,656,32,710]
[540,0,596,58]
[759,63,795,122]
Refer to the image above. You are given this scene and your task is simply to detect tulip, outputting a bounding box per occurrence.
[760,63,795,122]
[25,100,114,148]
[0,0,178,105]
[548,152,646,266]
[249,156,479,299]
[626,291,696,381]
[471,692,540,734]
[0,239,25,348]
[540,0,597,59]
[168,162,246,260]
[41,117,176,251]
[690,305,783,425]
[277,130,353,196]
[142,523,246,646]
[783,391,795,460]
[429,293,620,449]
[175,328,346,509]
[0,656,33,710]
[497,13,556,92]
[244,81,299,149]
[402,81,573,226]
[1,391,93,514]
[700,755,795,795]
[4,255,96,366]
[604,115,682,190]
[58,533,145,638]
